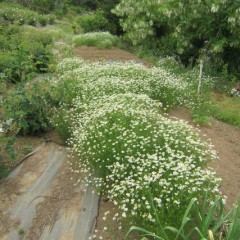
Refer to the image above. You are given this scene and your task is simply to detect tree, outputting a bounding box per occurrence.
[114,0,240,76]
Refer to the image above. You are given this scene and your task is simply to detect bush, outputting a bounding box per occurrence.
[38,15,47,26]
[71,0,122,34]
[76,10,115,33]
[52,57,222,234]
[28,0,66,14]
[56,58,196,109]
[0,2,50,26]
[73,32,119,49]
[0,23,54,83]
[2,78,57,135]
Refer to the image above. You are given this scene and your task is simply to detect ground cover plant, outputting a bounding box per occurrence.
[55,57,197,107]
[211,95,240,128]
[73,32,120,49]
[68,93,221,234]
[52,57,200,140]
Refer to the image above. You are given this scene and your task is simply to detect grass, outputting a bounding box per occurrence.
[73,32,120,49]
[126,194,240,240]
[211,94,240,128]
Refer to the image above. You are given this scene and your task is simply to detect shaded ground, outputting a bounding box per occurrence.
[170,108,240,207]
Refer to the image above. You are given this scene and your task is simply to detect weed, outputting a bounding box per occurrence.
[17,228,24,236]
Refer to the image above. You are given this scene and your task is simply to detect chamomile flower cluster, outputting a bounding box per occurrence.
[68,93,220,230]
[55,58,195,109]
[53,58,221,231]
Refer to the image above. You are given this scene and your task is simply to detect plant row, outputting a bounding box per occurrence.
[51,58,224,237]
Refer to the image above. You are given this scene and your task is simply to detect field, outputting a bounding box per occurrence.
[0,1,240,240]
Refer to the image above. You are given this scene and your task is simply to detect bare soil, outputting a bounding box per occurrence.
[74,46,151,67]
[24,152,83,240]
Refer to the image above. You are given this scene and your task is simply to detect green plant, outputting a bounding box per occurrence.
[56,58,197,110]
[211,95,240,127]
[2,78,57,135]
[38,15,48,26]
[76,10,112,33]
[114,0,240,77]
[22,144,32,155]
[126,194,240,240]
[0,23,54,83]
[17,228,24,236]
[73,32,119,49]
[0,2,50,26]
[68,92,220,232]
[70,0,121,34]
[0,134,16,179]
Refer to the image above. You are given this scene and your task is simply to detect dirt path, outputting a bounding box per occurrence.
[74,46,151,66]
[0,142,98,240]
[170,108,240,207]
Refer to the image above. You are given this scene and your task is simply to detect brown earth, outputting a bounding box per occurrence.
[74,46,151,67]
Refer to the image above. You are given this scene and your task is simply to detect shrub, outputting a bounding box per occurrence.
[73,32,119,49]
[2,78,57,135]
[38,15,48,26]
[76,10,110,33]
[69,93,220,231]
[52,57,222,234]
[28,0,66,14]
[0,24,54,83]
[71,0,122,34]
[0,2,50,26]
